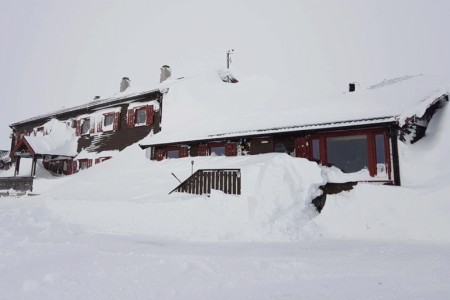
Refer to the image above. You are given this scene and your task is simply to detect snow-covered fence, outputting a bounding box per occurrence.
[0,177,33,192]
[169,169,241,196]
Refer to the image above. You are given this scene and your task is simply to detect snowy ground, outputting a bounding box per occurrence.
[1,209,449,300]
[1,105,450,299]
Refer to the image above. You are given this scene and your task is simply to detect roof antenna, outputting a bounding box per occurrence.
[226,49,235,69]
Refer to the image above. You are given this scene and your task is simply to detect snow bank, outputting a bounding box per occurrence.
[3,99,450,243]
[313,103,450,243]
[313,183,450,242]
[31,152,325,241]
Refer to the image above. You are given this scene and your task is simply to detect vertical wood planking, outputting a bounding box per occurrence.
[237,171,241,194]
[169,169,241,195]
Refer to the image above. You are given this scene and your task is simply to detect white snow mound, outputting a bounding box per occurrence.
[30,152,325,242]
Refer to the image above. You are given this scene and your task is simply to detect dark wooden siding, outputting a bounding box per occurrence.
[77,104,161,153]
[10,92,162,155]
[0,177,33,192]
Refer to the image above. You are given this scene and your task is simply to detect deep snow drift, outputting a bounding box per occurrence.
[313,103,450,242]
[1,103,450,243]
[19,153,324,242]
[1,88,450,300]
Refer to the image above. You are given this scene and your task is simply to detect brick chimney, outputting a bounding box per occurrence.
[120,77,130,92]
[160,65,171,83]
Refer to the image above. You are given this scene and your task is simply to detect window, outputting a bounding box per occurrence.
[81,119,90,135]
[326,135,368,173]
[167,150,179,158]
[127,105,153,127]
[136,108,147,125]
[210,146,225,156]
[80,161,88,170]
[274,143,287,153]
[375,134,386,164]
[104,114,114,127]
[375,133,387,174]
[308,130,391,178]
[312,139,320,161]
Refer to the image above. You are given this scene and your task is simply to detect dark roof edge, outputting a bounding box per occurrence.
[139,117,397,149]
[10,89,162,128]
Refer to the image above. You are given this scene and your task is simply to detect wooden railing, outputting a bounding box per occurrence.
[169,169,241,195]
[0,176,34,192]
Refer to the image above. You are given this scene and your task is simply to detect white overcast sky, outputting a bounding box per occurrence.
[1,0,449,149]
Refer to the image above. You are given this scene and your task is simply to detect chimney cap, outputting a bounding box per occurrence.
[349,82,356,92]
[161,65,170,68]
[122,77,130,81]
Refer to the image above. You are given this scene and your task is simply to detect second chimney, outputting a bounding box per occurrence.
[120,77,130,92]
[349,83,356,92]
[160,65,171,83]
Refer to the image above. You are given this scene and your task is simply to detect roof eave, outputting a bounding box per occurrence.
[9,89,162,128]
[140,117,397,148]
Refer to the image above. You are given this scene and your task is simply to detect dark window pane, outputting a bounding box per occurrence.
[312,139,320,161]
[210,146,225,156]
[136,109,147,124]
[375,134,385,164]
[326,135,368,173]
[81,119,90,134]
[274,143,287,153]
[167,150,179,159]
[104,114,114,126]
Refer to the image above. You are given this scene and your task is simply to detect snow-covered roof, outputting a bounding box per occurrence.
[20,119,78,157]
[0,150,10,163]
[9,85,161,128]
[140,72,450,147]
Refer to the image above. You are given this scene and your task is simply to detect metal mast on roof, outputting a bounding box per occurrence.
[226,49,234,69]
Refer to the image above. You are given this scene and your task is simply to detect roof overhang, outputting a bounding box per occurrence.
[10,137,76,158]
[9,89,162,129]
[139,116,397,149]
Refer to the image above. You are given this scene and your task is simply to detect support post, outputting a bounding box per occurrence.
[14,156,20,177]
[31,156,37,177]
[390,129,401,186]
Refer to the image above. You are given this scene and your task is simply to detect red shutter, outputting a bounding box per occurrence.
[75,120,81,136]
[127,109,135,128]
[95,158,100,164]
[295,137,310,158]
[66,160,77,175]
[225,143,237,156]
[113,112,120,131]
[87,159,92,168]
[155,149,165,161]
[66,161,72,175]
[97,119,103,133]
[198,144,208,156]
[89,118,95,134]
[73,161,78,174]
[146,105,154,125]
[179,146,189,158]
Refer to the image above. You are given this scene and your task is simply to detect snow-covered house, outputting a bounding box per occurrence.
[8,68,170,176]
[139,73,449,186]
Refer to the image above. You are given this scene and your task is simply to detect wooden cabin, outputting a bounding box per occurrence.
[139,73,449,186]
